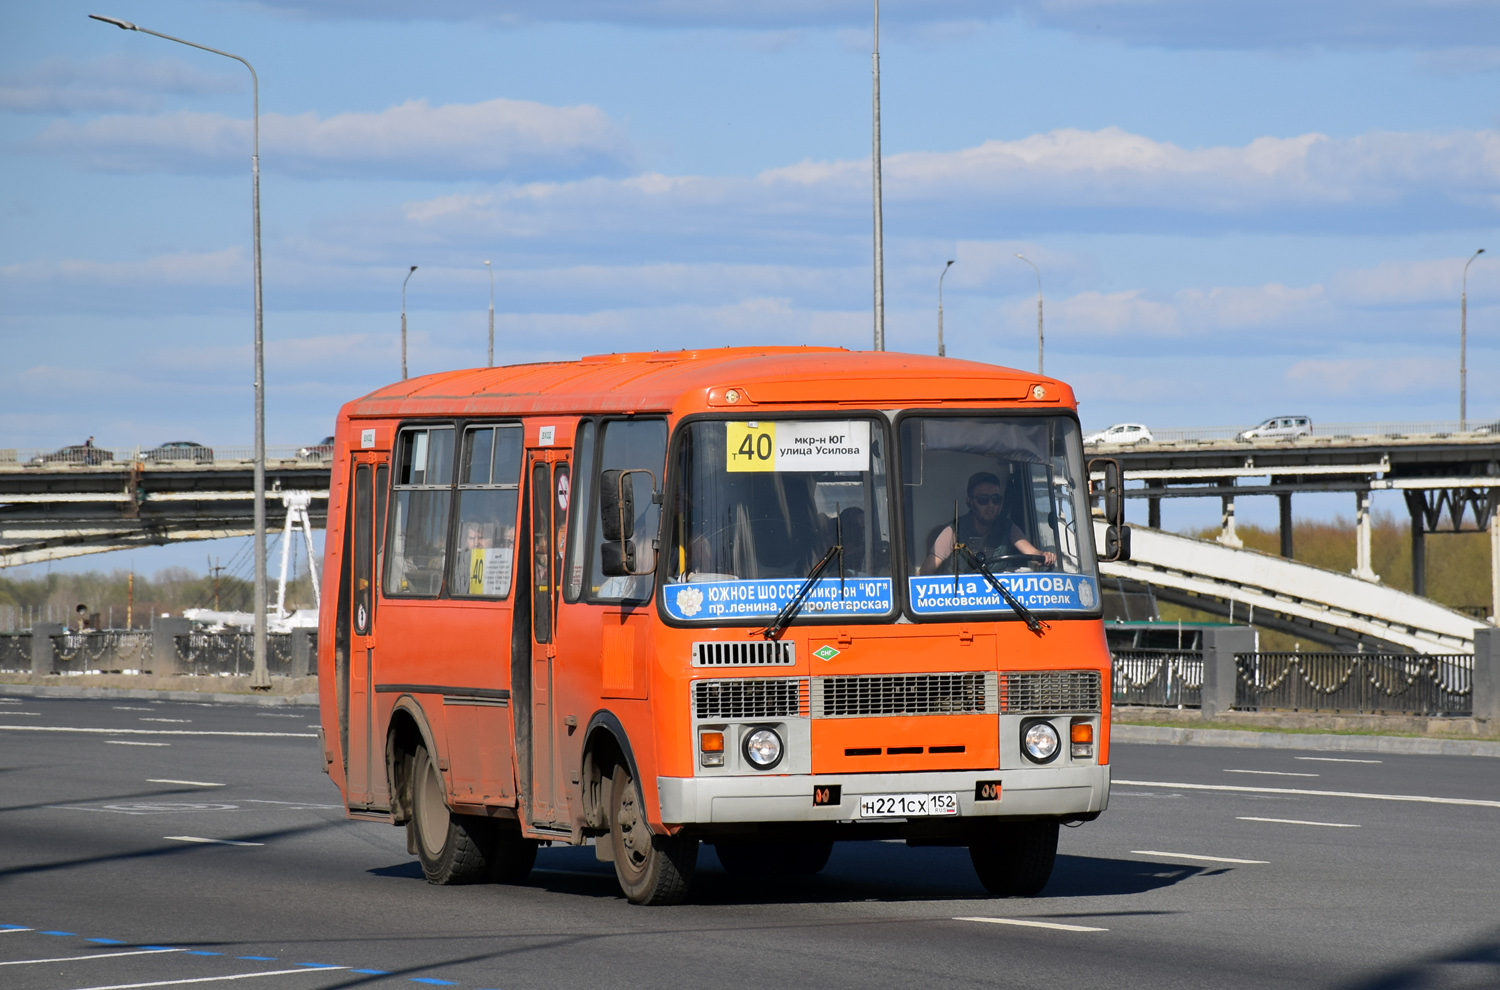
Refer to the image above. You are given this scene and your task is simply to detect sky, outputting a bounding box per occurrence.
[2,0,1498,578]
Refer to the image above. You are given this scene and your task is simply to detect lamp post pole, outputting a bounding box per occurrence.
[1016,254,1043,375]
[90,13,271,689]
[937,260,954,357]
[871,0,885,352]
[484,260,494,367]
[401,265,417,380]
[1461,248,1485,431]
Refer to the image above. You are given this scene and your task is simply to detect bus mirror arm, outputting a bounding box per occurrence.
[1088,457,1131,563]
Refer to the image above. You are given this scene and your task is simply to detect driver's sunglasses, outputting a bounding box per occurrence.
[970,494,1003,506]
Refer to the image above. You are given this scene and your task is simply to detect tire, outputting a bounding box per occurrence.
[715,839,833,876]
[609,764,696,905]
[968,820,1059,897]
[410,744,489,885]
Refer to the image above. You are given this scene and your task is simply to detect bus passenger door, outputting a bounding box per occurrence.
[524,449,569,825]
[346,455,387,810]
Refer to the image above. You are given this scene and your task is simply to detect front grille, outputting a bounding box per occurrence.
[999,670,1102,714]
[812,672,998,718]
[692,640,796,667]
[693,677,808,719]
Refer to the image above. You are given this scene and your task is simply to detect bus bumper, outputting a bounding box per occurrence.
[656,764,1109,825]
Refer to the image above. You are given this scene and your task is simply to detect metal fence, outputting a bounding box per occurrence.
[1234,652,1471,716]
[1111,649,1202,708]
[172,631,308,677]
[0,633,31,673]
[0,629,311,677]
[51,631,154,674]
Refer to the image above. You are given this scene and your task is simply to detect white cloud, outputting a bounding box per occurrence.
[0,54,238,114]
[1285,356,1450,396]
[26,96,634,180]
[0,249,245,286]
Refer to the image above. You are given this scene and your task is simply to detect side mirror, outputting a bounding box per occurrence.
[599,468,658,577]
[1089,457,1131,563]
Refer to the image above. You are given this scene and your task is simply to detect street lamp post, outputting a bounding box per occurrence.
[871,0,885,352]
[1016,254,1043,375]
[937,260,954,357]
[1461,248,1485,431]
[484,260,494,367]
[401,265,417,380]
[90,13,271,689]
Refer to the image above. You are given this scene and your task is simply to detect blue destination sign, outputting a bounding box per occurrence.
[908,573,1099,615]
[664,577,894,622]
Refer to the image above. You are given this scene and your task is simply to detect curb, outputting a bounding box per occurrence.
[1113,723,1500,758]
[0,683,317,707]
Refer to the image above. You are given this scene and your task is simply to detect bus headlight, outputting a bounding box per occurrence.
[743,728,784,770]
[1021,721,1061,764]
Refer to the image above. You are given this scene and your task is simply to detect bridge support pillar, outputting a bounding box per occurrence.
[30,622,63,675]
[1278,493,1293,558]
[1353,490,1378,583]
[1491,506,1499,626]
[152,617,193,676]
[1475,628,1500,723]
[1148,489,1161,530]
[1201,625,1255,718]
[1409,498,1426,598]
[1217,494,1243,549]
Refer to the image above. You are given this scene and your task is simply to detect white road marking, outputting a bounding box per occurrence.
[140,719,192,724]
[114,707,154,711]
[1114,779,1500,809]
[255,713,303,718]
[0,948,185,966]
[0,928,34,934]
[149,779,225,788]
[1238,817,1360,828]
[1296,757,1382,764]
[1224,769,1318,777]
[244,799,342,809]
[954,916,1108,932]
[165,836,264,846]
[65,966,346,989]
[1132,850,1269,865]
[108,741,171,747]
[0,711,41,716]
[0,726,315,738]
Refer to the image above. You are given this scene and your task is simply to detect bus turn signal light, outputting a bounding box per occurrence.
[1070,722,1094,759]
[700,731,725,767]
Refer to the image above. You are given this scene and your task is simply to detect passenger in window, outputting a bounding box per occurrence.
[920,471,1056,574]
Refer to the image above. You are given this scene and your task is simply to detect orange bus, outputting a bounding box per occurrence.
[317,347,1127,905]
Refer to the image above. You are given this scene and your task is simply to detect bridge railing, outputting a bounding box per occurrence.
[1233,652,1471,716]
[1111,649,1202,708]
[171,631,310,677]
[50,630,154,673]
[0,629,314,677]
[1089,419,1495,445]
[0,445,330,467]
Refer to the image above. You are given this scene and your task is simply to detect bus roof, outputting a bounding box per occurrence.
[344,346,1075,420]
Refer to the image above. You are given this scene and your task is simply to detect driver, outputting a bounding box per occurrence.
[920,471,1056,575]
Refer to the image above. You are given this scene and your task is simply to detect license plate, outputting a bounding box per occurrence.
[858,792,959,819]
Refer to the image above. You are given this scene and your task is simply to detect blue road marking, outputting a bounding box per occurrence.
[1,926,27,930]
[88,938,126,944]
[141,945,175,951]
[185,950,223,956]
[41,931,77,936]
[238,955,277,961]
[297,962,337,968]
[352,970,391,975]
[410,980,458,986]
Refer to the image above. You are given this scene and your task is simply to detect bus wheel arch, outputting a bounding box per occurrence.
[580,710,642,833]
[386,697,440,829]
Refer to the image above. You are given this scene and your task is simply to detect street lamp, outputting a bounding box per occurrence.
[1461,248,1485,431]
[401,265,418,380]
[91,13,271,690]
[1016,254,1043,375]
[937,260,955,357]
[484,260,494,367]
[871,0,885,352]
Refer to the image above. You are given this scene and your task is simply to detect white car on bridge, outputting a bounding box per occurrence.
[1084,423,1153,445]
[1238,415,1313,440]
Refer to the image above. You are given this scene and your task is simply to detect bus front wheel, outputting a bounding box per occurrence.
[411,744,489,885]
[609,764,696,905]
[968,820,1058,897]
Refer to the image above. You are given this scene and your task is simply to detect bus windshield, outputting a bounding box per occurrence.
[662,418,894,622]
[900,415,1100,618]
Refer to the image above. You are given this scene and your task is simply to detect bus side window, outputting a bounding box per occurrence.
[385,425,455,597]
[532,462,553,643]
[587,419,667,602]
[449,424,523,598]
[564,421,595,602]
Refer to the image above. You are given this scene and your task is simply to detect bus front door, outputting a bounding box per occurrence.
[346,454,388,811]
[522,449,570,827]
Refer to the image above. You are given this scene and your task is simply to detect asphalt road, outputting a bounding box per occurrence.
[2,693,1497,990]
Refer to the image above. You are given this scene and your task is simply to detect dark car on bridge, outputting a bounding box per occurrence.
[30,444,114,466]
[145,441,215,464]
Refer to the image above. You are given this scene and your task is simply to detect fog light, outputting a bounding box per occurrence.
[700,730,725,767]
[1022,721,1060,763]
[1071,721,1094,759]
[743,728,783,770]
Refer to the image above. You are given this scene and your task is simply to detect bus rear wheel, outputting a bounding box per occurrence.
[609,764,696,905]
[968,820,1059,897]
[411,744,489,885]
[715,839,834,876]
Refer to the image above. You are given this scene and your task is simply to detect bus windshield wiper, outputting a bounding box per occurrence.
[759,542,842,642]
[956,544,1049,637]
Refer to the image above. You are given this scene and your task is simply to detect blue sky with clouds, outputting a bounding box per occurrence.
[2,0,1498,575]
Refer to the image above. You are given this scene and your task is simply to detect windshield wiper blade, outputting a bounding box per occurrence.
[759,543,841,641]
[956,544,1049,637]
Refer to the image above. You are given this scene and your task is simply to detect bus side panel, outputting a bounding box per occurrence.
[318,414,354,796]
